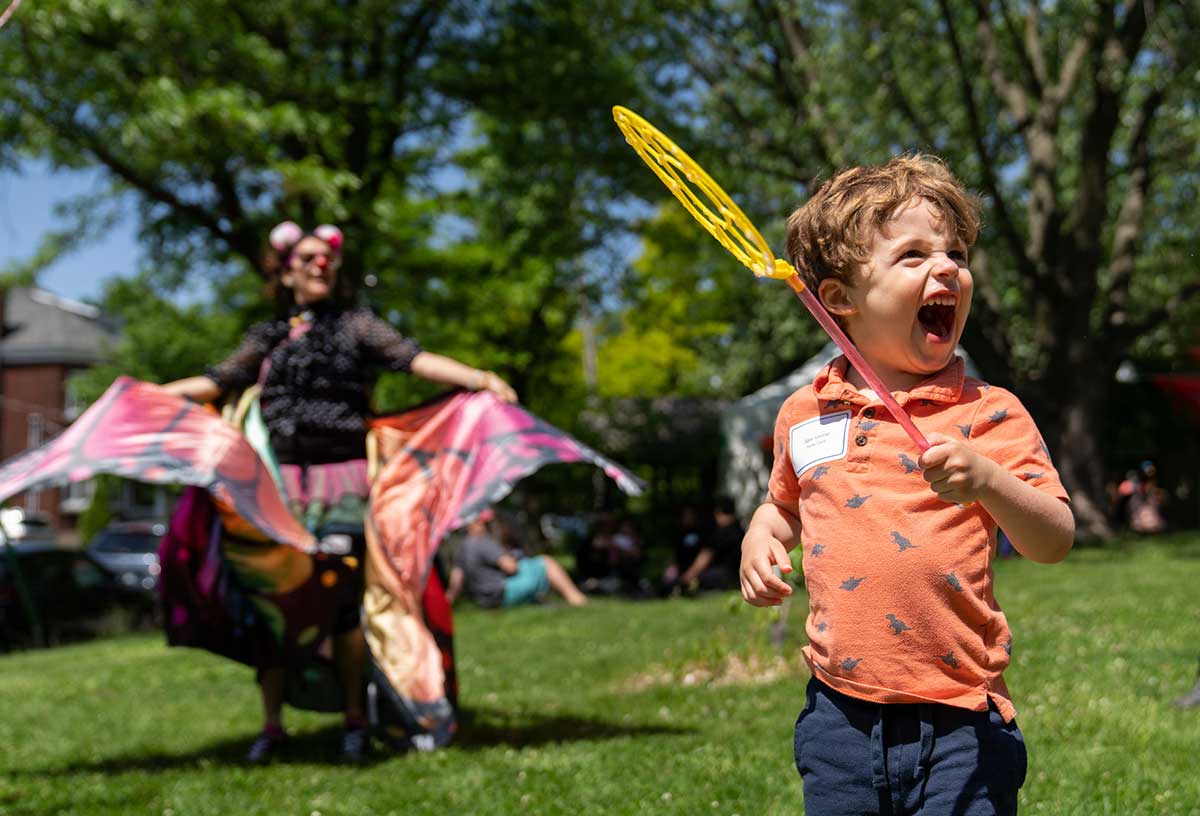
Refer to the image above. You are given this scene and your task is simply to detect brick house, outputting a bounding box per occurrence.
[0,287,162,537]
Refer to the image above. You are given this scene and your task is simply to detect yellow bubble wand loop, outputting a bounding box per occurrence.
[613,105,932,454]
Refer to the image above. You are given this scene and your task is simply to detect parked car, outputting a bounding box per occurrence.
[87,520,166,594]
[0,508,56,546]
[0,541,157,651]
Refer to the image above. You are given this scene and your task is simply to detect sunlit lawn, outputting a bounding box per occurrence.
[1,533,1197,815]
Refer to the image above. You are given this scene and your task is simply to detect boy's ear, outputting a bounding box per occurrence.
[817,278,856,318]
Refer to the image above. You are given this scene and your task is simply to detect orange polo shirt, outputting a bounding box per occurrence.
[768,356,1068,721]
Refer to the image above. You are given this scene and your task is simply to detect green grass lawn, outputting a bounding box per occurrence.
[2,533,1198,816]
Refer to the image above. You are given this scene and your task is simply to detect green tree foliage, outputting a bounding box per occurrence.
[399,0,678,410]
[613,205,828,400]
[3,1,1196,537]
[0,0,659,429]
[69,274,250,403]
[75,475,116,544]
[629,0,1200,535]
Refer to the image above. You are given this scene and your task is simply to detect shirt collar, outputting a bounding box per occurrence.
[813,355,965,407]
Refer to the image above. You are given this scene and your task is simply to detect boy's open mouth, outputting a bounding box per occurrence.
[917,294,956,342]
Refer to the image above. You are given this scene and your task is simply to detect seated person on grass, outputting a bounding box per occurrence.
[446,509,587,608]
[675,496,744,593]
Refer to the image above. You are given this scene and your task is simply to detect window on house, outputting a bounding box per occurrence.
[64,379,86,422]
[60,479,95,515]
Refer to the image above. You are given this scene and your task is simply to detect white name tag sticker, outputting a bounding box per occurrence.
[789,411,851,478]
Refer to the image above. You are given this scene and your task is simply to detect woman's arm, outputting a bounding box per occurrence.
[162,376,222,404]
[190,320,279,402]
[410,351,517,403]
[351,310,518,403]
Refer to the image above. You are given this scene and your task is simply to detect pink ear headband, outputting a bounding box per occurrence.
[269,221,345,254]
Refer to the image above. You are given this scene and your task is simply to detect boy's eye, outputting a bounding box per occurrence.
[900,249,924,261]
[949,250,967,263]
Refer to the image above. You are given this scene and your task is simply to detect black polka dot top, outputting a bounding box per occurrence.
[206,303,422,464]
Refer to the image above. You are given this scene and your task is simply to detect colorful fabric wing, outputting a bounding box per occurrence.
[363,390,644,728]
[372,391,642,543]
[0,377,314,551]
[1,380,643,751]
[159,484,360,681]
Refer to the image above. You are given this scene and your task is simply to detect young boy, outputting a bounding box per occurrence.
[739,154,1074,816]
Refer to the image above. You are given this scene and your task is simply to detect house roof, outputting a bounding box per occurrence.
[0,287,119,366]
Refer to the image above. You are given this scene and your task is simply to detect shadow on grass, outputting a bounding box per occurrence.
[11,707,692,779]
[8,724,366,778]
[451,704,692,752]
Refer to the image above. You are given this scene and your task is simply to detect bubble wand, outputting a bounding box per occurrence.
[612,105,930,453]
[0,0,24,30]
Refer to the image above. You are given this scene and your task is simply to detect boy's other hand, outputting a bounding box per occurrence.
[918,432,1000,505]
[739,529,793,607]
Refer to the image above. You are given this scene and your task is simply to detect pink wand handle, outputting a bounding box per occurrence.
[784,276,930,453]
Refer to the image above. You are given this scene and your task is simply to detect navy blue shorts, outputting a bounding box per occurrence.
[794,677,1027,816]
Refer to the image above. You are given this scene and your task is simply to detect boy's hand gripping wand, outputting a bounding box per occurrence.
[612,106,931,454]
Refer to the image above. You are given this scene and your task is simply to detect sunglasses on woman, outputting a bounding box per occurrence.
[295,252,339,265]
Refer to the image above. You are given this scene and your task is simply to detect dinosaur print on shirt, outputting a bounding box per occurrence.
[763,357,1070,719]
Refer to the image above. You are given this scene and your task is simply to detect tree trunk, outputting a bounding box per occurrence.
[1029,336,1114,541]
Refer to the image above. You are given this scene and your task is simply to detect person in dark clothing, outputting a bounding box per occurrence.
[162,221,516,763]
[575,513,616,589]
[662,504,708,594]
[608,518,645,591]
[677,496,744,592]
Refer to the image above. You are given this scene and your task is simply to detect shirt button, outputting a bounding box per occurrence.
[855,434,868,446]
[863,408,875,419]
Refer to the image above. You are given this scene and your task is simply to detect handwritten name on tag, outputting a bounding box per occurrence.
[789,411,851,478]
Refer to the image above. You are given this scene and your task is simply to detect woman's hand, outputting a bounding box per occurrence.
[162,376,222,404]
[476,370,517,403]
[409,352,519,402]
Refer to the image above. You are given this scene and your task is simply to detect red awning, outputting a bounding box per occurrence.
[1152,374,1200,423]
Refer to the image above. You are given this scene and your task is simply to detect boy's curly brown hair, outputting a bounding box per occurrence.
[784,154,982,293]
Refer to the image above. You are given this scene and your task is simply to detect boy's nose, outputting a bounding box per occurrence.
[315,256,329,270]
[931,253,959,277]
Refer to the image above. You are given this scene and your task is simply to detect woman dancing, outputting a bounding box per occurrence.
[164,221,516,762]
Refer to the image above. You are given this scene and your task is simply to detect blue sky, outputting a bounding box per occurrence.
[0,160,139,304]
